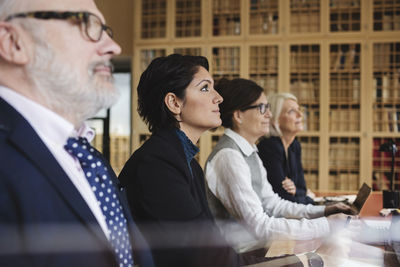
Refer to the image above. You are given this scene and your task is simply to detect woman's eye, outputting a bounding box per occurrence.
[200,84,209,92]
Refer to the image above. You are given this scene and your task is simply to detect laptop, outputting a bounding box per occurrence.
[351,182,372,214]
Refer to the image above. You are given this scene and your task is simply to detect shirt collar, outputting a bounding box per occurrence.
[0,86,94,145]
[175,128,199,163]
[224,128,258,157]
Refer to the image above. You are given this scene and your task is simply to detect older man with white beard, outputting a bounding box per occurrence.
[0,0,153,266]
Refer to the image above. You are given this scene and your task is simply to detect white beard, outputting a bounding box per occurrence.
[26,37,120,125]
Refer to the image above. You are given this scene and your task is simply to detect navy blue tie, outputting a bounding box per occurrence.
[65,137,134,267]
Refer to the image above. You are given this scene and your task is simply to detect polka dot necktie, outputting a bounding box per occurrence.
[64,137,134,267]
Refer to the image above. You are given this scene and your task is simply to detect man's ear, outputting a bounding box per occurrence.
[233,110,243,125]
[164,92,182,116]
[0,22,29,64]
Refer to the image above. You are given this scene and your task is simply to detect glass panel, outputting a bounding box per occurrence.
[173,47,202,56]
[290,0,320,33]
[373,42,400,132]
[330,0,361,32]
[140,49,166,72]
[249,45,278,93]
[141,0,166,38]
[249,0,279,35]
[212,47,240,80]
[329,137,360,190]
[329,43,361,132]
[176,0,201,37]
[212,0,241,36]
[290,44,320,131]
[299,136,319,190]
[373,0,400,31]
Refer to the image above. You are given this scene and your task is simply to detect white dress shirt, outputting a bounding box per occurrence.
[205,128,329,252]
[0,86,110,239]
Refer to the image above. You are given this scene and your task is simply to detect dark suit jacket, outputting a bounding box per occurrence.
[119,129,239,267]
[0,97,154,267]
[257,136,314,204]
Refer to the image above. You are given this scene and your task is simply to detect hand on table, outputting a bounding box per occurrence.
[324,202,358,216]
[282,177,296,196]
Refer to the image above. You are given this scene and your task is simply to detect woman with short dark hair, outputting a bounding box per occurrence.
[205,78,355,254]
[119,54,239,267]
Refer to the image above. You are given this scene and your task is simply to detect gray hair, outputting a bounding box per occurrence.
[0,0,19,20]
[268,92,298,137]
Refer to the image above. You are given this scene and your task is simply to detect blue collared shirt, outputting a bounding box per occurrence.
[175,128,199,175]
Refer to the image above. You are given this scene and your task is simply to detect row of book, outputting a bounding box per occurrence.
[330,0,360,8]
[249,13,278,34]
[290,53,319,70]
[329,109,360,131]
[250,0,278,10]
[249,46,278,71]
[302,107,320,131]
[212,0,240,12]
[330,78,360,102]
[329,173,359,190]
[213,16,241,36]
[304,172,318,190]
[329,142,359,168]
[373,43,400,70]
[374,13,400,31]
[290,81,319,102]
[330,47,360,71]
[373,108,400,132]
[140,49,166,72]
[251,76,278,92]
[301,143,319,169]
[212,47,240,73]
[373,73,400,101]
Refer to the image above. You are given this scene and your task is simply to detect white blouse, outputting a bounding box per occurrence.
[205,129,329,252]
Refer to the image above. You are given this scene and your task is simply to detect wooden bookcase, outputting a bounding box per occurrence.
[132,0,400,192]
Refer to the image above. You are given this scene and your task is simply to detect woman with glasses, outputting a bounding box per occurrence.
[205,78,355,255]
[257,93,315,204]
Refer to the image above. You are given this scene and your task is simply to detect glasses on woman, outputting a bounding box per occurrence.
[241,103,270,114]
[5,11,113,42]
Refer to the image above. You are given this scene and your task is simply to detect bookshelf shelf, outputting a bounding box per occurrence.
[131,0,400,192]
[141,0,167,39]
[249,0,279,35]
[212,0,241,36]
[329,0,361,32]
[373,0,400,31]
[175,0,202,38]
[290,0,320,33]
[249,45,279,92]
[372,138,400,190]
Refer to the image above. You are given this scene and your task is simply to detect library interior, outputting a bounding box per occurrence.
[91,0,400,265]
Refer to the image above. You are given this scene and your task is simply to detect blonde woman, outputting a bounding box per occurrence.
[257,92,314,204]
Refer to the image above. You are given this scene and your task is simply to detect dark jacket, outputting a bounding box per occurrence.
[0,97,154,267]
[257,136,314,204]
[119,129,239,267]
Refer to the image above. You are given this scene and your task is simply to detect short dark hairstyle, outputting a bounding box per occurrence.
[137,54,209,133]
[215,78,264,129]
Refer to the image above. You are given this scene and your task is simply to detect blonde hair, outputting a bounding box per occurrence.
[268,92,298,137]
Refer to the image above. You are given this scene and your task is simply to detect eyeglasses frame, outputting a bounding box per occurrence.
[4,11,113,42]
[241,103,270,114]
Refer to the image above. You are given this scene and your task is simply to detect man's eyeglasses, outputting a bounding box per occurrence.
[5,11,113,42]
[241,103,270,114]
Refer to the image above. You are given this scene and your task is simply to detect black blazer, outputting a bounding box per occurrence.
[0,97,154,267]
[257,136,314,204]
[119,129,239,267]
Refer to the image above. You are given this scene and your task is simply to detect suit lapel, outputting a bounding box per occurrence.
[158,129,194,182]
[1,99,110,247]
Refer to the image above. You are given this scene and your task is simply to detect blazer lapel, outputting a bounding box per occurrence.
[1,99,110,247]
